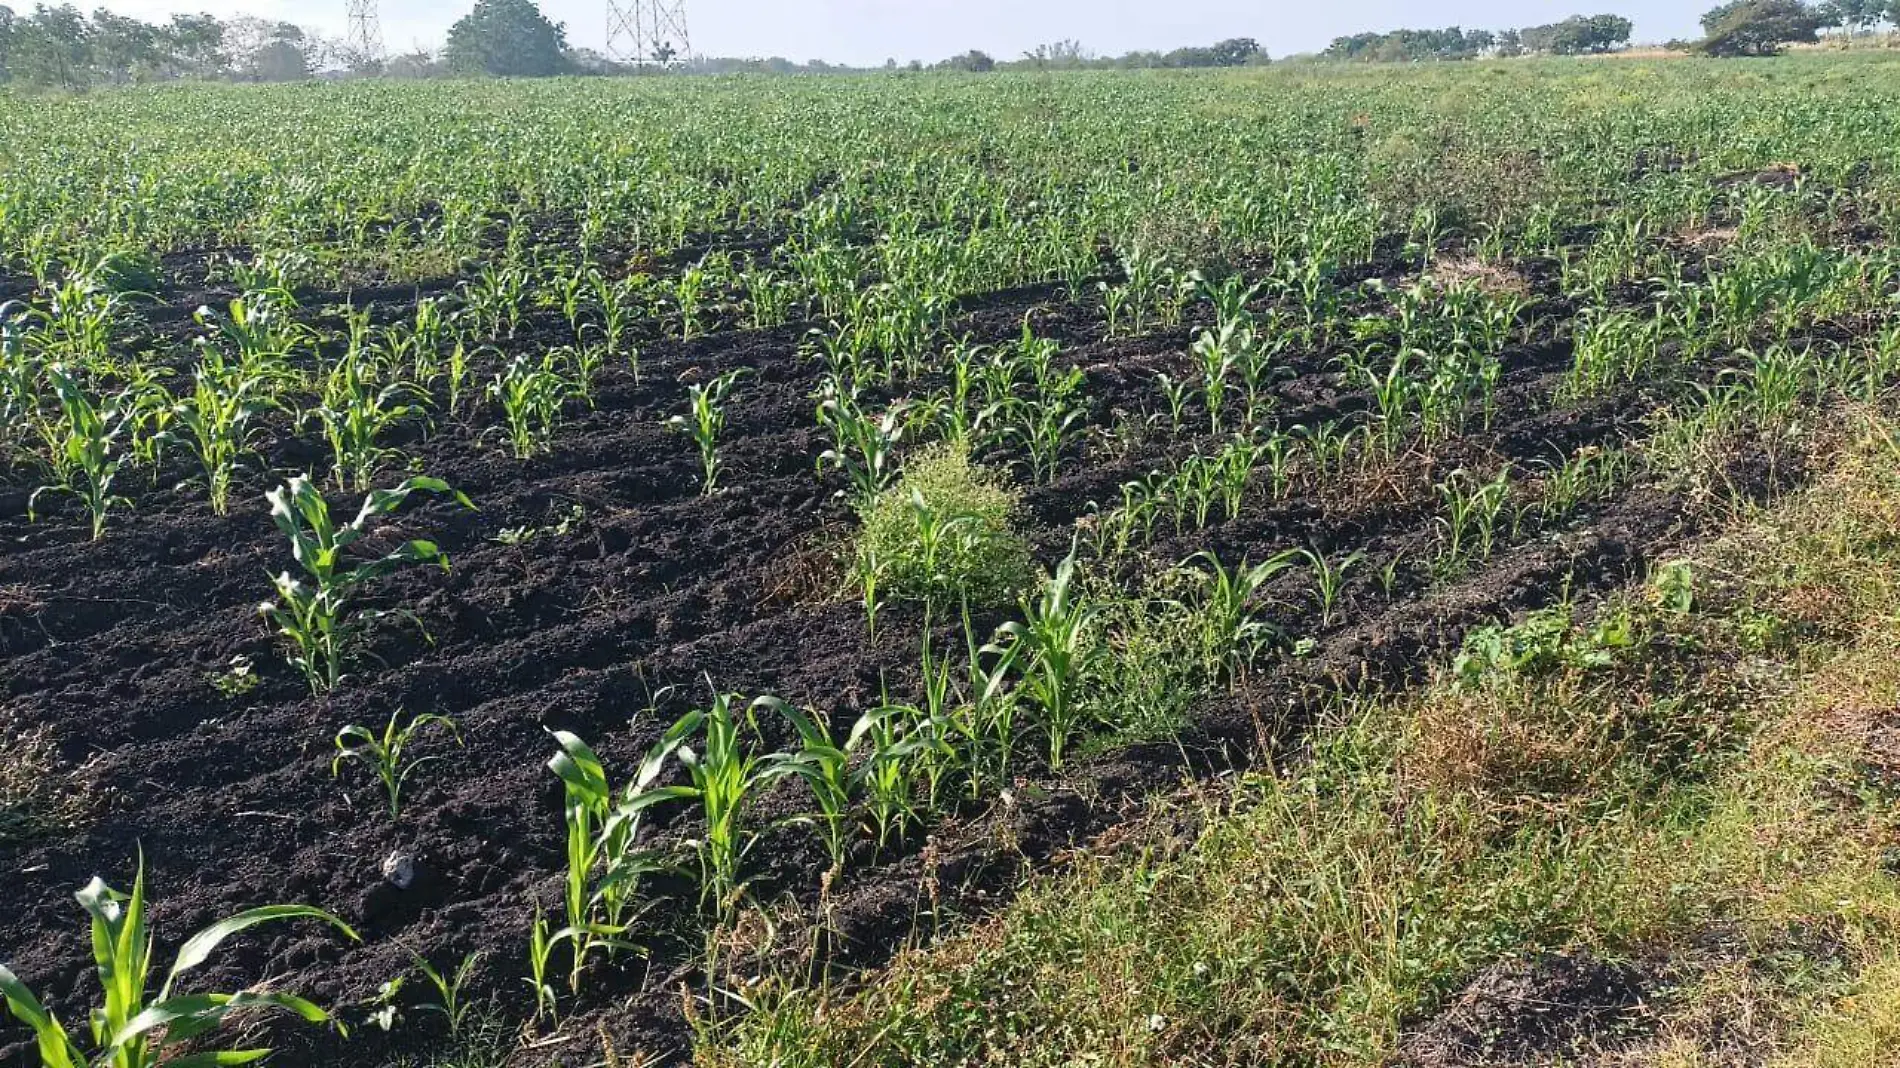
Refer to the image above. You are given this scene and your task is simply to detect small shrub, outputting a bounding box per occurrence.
[856,444,1032,609]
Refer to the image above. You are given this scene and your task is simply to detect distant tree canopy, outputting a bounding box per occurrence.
[940,48,995,72]
[444,0,569,76]
[1694,0,1829,54]
[938,37,1265,72]
[0,4,326,88]
[1323,13,1632,61]
[1816,0,1900,29]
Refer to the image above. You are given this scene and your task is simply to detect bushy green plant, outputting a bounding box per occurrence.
[855,444,1032,610]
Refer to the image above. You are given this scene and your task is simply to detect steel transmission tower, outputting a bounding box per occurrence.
[345,0,384,65]
[607,0,690,66]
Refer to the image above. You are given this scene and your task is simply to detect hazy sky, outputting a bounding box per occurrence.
[96,0,1715,63]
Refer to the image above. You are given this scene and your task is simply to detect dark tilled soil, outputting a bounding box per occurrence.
[1399,949,1658,1067]
[0,259,1733,1065]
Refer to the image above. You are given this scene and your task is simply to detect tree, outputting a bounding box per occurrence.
[88,7,161,82]
[1550,13,1634,53]
[225,18,314,80]
[384,47,442,78]
[1818,0,1888,29]
[942,49,994,72]
[163,12,226,77]
[1698,0,1827,54]
[11,4,93,90]
[0,5,16,80]
[1023,38,1089,68]
[1208,36,1261,65]
[444,0,568,76]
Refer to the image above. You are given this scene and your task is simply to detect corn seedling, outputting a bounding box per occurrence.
[160,354,277,515]
[405,950,482,1039]
[671,692,800,913]
[1295,547,1366,628]
[666,369,746,495]
[1184,549,1301,682]
[816,387,905,505]
[1155,372,1196,434]
[774,705,860,872]
[307,355,427,492]
[259,475,474,693]
[331,709,462,820]
[0,854,357,1068]
[986,549,1099,769]
[545,725,695,993]
[525,907,559,1025]
[1434,468,1513,575]
[489,352,572,460]
[29,366,141,540]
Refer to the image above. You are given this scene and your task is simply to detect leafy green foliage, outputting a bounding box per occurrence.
[1697,0,1828,56]
[332,710,462,819]
[259,475,475,693]
[443,0,570,77]
[0,855,357,1068]
[856,443,1032,611]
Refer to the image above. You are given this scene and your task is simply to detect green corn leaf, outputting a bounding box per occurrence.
[164,907,359,995]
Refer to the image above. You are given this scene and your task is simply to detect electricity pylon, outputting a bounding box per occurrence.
[607,0,690,66]
[345,0,384,66]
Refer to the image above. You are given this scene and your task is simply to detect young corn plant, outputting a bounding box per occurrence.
[307,356,427,492]
[816,386,905,505]
[29,365,141,540]
[986,550,1100,769]
[849,702,943,852]
[1295,547,1366,628]
[1192,321,1246,436]
[259,475,474,694]
[332,709,462,820]
[775,704,913,872]
[545,726,694,995]
[585,271,641,377]
[666,369,746,495]
[670,692,799,913]
[1434,468,1513,576]
[1155,372,1197,434]
[1185,549,1302,683]
[489,352,573,460]
[1005,376,1087,485]
[0,856,357,1068]
[401,950,483,1040]
[161,354,277,516]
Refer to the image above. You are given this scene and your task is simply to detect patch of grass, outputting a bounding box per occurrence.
[1778,953,1900,1067]
[0,722,75,844]
[705,412,1900,1068]
[383,1012,513,1068]
[856,443,1033,610]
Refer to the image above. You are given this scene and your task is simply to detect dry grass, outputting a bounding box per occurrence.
[0,721,76,844]
[1427,255,1531,297]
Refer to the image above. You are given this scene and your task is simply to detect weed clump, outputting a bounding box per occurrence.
[856,444,1032,610]
[0,722,75,844]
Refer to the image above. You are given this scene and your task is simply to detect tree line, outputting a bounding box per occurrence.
[0,4,329,88]
[1,0,1892,90]
[1320,2,1898,64]
[1323,15,1636,61]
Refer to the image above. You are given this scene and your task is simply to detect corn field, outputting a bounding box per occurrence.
[3,55,1900,1067]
